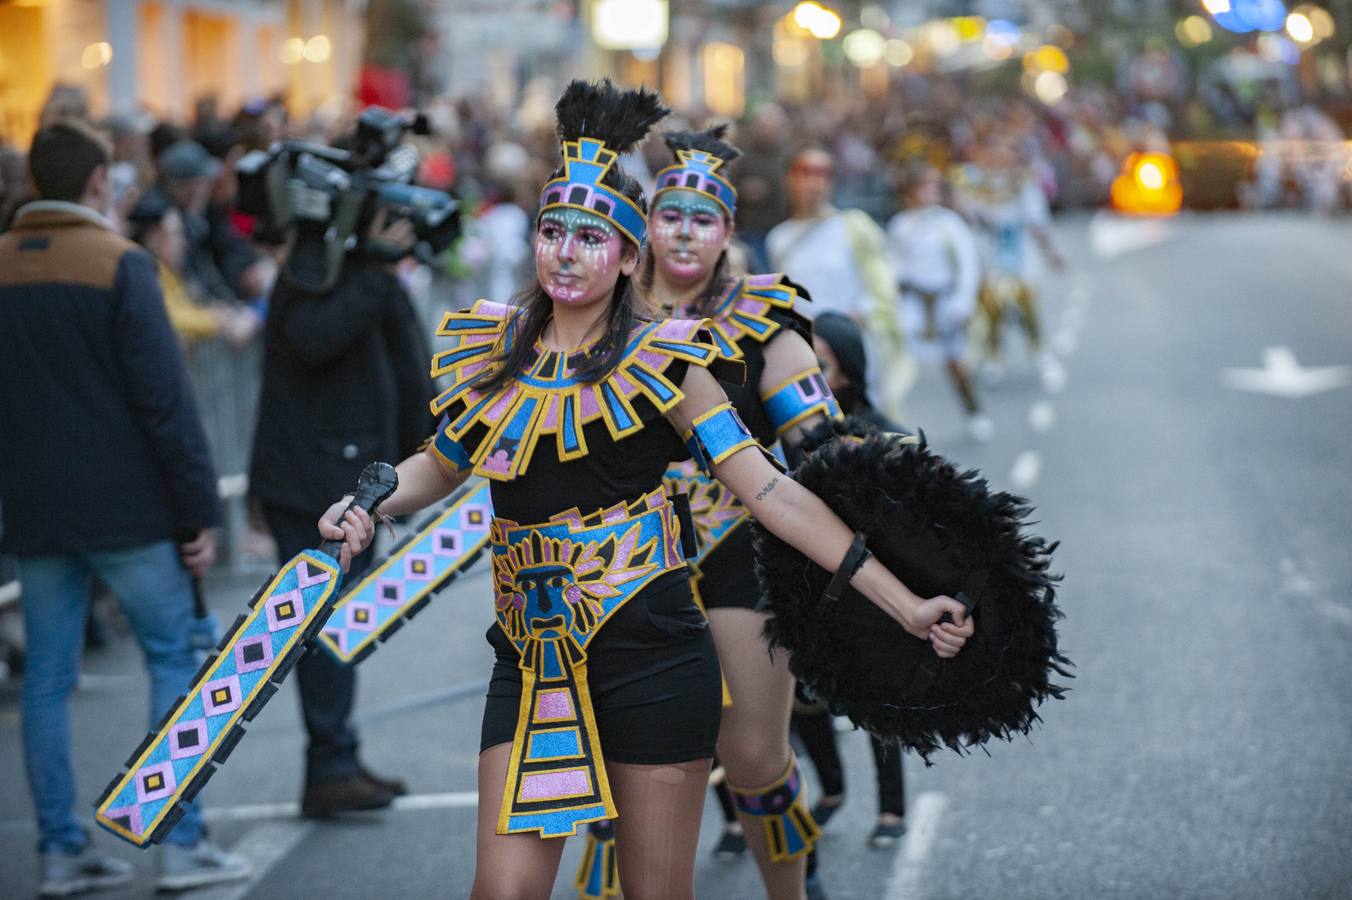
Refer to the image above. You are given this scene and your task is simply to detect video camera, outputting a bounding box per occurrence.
[235,106,460,293]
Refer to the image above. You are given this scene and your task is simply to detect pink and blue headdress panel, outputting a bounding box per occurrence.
[654,124,742,220]
[539,137,649,247]
[539,79,671,248]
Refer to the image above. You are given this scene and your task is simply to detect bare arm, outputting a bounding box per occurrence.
[666,366,973,656]
[318,447,471,570]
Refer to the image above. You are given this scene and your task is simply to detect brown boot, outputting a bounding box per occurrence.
[300,774,395,818]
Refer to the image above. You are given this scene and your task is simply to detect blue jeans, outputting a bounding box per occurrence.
[19,541,204,852]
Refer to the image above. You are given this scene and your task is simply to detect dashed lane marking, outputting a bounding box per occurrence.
[201,790,480,824]
[884,791,949,899]
[1010,451,1042,491]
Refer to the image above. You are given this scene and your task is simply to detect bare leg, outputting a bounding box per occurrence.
[944,358,981,415]
[709,608,808,900]
[1014,283,1042,353]
[979,282,1003,360]
[471,743,567,900]
[607,757,711,900]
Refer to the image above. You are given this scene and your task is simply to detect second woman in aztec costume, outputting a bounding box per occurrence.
[642,123,847,896]
[321,81,974,900]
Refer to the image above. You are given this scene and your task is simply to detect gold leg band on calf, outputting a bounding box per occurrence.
[574,819,620,899]
[728,754,821,862]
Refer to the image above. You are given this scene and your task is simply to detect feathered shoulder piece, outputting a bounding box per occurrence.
[654,123,740,217]
[701,273,814,361]
[428,301,741,481]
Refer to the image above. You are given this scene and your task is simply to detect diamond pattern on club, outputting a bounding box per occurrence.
[233,634,274,674]
[404,554,433,581]
[264,588,305,632]
[295,560,331,588]
[375,579,404,606]
[134,761,177,804]
[321,626,350,655]
[347,601,378,631]
[103,804,145,837]
[168,718,209,760]
[202,674,243,718]
[462,505,489,529]
[432,529,461,556]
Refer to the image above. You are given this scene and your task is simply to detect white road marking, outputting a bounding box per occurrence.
[1221,346,1352,398]
[1277,557,1352,627]
[1028,401,1056,433]
[201,790,479,824]
[1051,329,1079,357]
[1089,212,1172,260]
[884,791,949,899]
[187,820,314,900]
[1010,451,1042,491]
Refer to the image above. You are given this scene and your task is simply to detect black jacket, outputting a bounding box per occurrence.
[0,203,221,555]
[249,256,433,517]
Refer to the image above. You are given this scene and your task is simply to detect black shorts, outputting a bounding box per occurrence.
[480,570,723,764]
[696,520,764,612]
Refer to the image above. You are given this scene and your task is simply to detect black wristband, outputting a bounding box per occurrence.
[823,531,872,603]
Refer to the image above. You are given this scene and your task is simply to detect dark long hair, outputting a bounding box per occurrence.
[476,80,668,394]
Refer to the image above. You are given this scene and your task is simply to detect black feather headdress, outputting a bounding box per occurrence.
[539,80,670,247]
[652,123,741,218]
[554,79,669,163]
[662,124,742,166]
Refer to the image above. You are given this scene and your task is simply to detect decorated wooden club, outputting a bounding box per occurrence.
[94,462,398,847]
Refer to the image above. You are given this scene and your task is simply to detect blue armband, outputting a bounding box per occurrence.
[761,368,841,437]
[429,416,473,473]
[684,403,758,471]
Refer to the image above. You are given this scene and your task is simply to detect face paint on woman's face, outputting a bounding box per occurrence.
[534,208,628,306]
[649,189,729,284]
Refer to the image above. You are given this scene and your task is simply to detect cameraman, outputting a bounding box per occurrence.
[249,207,433,816]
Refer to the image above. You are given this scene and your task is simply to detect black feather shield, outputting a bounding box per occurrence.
[753,419,1072,760]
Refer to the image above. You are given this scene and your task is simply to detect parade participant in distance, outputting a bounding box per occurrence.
[885,163,992,442]
[318,81,973,900]
[952,132,1065,388]
[766,145,906,419]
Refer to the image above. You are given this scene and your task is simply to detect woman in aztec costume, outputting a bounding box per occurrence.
[643,123,853,896]
[321,81,974,900]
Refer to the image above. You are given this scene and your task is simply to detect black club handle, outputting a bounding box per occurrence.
[316,462,400,560]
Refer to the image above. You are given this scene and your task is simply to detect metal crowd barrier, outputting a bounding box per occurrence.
[183,337,262,571]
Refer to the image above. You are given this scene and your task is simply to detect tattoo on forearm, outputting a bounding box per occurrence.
[755,477,780,501]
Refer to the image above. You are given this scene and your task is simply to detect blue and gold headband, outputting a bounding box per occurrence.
[539,136,648,247]
[654,148,738,219]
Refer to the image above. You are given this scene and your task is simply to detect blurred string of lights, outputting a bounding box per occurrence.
[760,0,1339,109]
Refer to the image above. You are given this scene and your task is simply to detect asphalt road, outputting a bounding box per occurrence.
[2,212,1350,899]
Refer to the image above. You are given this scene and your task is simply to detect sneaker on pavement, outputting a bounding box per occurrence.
[39,847,134,897]
[301,772,395,818]
[967,413,996,443]
[868,818,907,849]
[810,797,843,829]
[156,839,251,892]
[713,827,747,860]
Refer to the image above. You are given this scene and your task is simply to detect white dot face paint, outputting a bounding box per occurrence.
[535,208,626,307]
[649,189,729,287]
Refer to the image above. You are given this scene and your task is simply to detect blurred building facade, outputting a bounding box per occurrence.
[0,0,364,144]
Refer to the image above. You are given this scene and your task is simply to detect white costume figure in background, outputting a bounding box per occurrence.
[886,164,992,442]
[767,146,908,418]
[954,134,1065,390]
